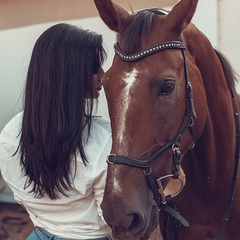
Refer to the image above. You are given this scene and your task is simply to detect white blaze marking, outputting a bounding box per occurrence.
[112,168,122,194]
[117,68,138,145]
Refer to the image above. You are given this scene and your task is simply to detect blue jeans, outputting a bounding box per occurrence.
[26,227,111,240]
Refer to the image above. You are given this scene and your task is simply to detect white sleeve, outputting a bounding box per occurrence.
[92,137,111,219]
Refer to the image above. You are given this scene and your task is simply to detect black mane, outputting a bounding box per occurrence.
[214,49,239,91]
[122,10,158,54]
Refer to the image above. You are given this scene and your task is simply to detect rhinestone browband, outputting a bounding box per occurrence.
[114,41,186,62]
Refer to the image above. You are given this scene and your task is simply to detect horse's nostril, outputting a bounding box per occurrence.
[128,212,144,232]
[111,213,145,239]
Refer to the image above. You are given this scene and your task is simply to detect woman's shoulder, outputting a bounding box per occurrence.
[91,116,111,134]
[0,112,23,146]
[80,116,111,164]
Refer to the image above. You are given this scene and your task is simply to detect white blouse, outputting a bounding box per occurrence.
[0,112,112,239]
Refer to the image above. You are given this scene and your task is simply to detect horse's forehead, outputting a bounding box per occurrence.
[123,68,138,86]
[114,68,139,145]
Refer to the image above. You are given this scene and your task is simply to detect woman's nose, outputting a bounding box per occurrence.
[98,67,105,79]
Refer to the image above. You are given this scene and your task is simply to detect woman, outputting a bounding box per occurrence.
[0,23,111,239]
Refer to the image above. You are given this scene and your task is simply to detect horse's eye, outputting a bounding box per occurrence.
[158,81,175,96]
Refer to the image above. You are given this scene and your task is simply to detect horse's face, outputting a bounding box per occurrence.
[103,50,190,240]
[95,0,206,239]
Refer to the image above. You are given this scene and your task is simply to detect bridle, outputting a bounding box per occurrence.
[106,8,240,240]
[107,8,197,234]
[108,39,194,230]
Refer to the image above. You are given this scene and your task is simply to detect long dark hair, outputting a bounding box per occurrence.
[19,23,106,199]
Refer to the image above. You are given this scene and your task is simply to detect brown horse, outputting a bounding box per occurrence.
[94,0,240,239]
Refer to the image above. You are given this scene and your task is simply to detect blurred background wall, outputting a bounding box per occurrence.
[0,0,239,202]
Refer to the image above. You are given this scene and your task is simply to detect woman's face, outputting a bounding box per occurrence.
[92,67,105,99]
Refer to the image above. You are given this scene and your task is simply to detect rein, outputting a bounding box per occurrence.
[206,90,240,240]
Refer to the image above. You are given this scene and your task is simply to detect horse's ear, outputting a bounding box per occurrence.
[166,0,199,35]
[94,0,130,33]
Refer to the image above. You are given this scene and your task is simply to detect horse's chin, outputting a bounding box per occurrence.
[111,204,159,240]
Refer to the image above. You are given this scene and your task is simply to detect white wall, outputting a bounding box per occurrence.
[192,0,218,47]
[219,0,240,92]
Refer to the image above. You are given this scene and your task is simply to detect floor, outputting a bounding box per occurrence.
[0,202,33,240]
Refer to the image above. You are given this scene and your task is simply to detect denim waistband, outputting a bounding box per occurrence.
[27,227,111,240]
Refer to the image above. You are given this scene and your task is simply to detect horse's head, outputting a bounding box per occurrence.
[95,0,208,239]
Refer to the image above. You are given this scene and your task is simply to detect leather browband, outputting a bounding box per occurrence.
[114,41,186,62]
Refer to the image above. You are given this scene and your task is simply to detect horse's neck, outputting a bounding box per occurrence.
[184,29,236,187]
[196,56,235,166]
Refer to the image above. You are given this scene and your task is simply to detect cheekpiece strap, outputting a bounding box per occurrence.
[114,41,186,62]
